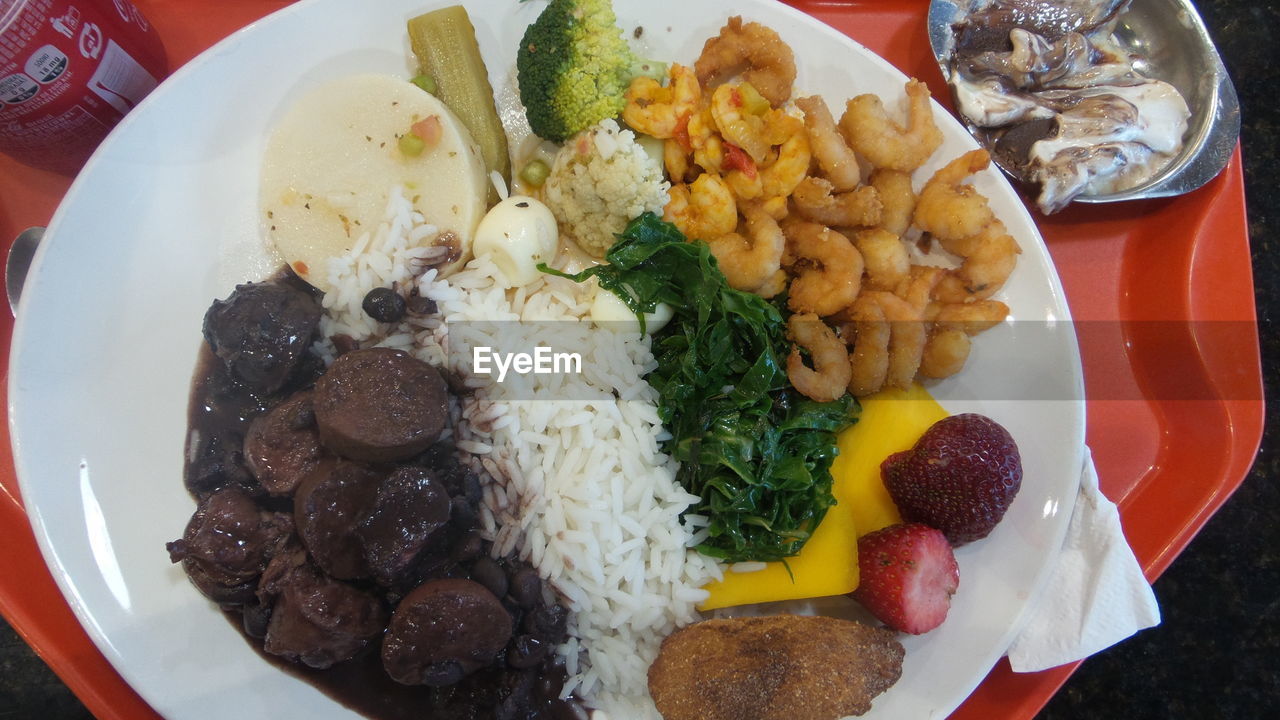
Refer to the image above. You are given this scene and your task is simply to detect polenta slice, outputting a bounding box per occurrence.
[261,74,488,290]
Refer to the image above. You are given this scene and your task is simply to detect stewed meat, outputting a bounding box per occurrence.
[412,441,485,511]
[202,281,322,394]
[382,578,513,686]
[357,466,452,587]
[258,550,387,669]
[174,271,584,718]
[313,348,449,462]
[185,427,256,498]
[244,390,326,496]
[293,460,381,580]
[166,487,293,605]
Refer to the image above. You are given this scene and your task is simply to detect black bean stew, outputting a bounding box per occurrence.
[168,269,585,720]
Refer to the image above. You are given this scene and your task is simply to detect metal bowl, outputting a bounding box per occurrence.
[927,0,1240,205]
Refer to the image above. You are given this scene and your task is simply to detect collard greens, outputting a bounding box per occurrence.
[543,213,858,562]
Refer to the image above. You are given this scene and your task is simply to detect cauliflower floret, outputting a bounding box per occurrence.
[543,119,670,257]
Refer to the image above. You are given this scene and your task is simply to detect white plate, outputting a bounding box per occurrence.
[9,0,1085,718]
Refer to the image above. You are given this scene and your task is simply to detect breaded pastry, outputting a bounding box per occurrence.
[648,614,903,720]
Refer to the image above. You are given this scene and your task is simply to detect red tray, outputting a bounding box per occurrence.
[0,1,1263,719]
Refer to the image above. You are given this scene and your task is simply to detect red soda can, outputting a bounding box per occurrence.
[0,0,167,174]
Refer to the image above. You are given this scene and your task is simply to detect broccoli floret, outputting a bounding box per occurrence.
[517,0,636,142]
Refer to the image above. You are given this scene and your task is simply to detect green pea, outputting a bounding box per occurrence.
[520,159,550,187]
[399,133,426,157]
[410,73,437,94]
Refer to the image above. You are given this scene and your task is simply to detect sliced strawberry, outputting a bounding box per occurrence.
[852,523,959,634]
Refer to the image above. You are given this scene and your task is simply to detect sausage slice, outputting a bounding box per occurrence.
[313,347,449,462]
[382,578,513,686]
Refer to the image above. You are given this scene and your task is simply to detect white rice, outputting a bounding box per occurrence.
[314,185,451,357]
[314,186,723,718]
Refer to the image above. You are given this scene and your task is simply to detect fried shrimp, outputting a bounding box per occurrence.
[920,327,970,379]
[694,16,797,108]
[934,300,1010,335]
[914,150,1022,302]
[853,228,909,291]
[756,269,788,298]
[895,265,945,313]
[787,313,853,402]
[791,177,883,228]
[782,221,862,316]
[840,295,889,397]
[690,132,763,200]
[709,84,766,161]
[660,103,713,182]
[869,169,917,237]
[866,290,926,390]
[759,195,790,220]
[710,85,799,164]
[914,149,997,239]
[705,203,786,293]
[690,143,720,177]
[725,168,764,201]
[759,119,811,200]
[665,139,694,182]
[934,223,1021,302]
[722,142,766,201]
[623,63,701,139]
[796,95,865,191]
[665,173,738,241]
[688,109,723,172]
[840,79,943,173]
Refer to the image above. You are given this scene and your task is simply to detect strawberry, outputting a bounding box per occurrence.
[853,523,959,634]
[881,413,1022,546]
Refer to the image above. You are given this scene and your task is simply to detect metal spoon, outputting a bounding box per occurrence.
[6,226,44,316]
[927,0,1240,205]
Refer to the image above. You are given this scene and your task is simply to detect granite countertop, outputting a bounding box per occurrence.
[1040,1,1280,715]
[2,1,1276,718]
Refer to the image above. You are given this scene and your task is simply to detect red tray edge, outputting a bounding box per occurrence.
[1,3,1265,720]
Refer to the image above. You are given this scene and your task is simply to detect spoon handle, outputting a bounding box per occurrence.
[6,226,45,317]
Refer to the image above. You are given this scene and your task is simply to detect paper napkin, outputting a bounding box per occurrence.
[1006,447,1161,672]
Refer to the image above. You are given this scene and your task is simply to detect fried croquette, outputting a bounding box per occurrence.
[648,614,904,720]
